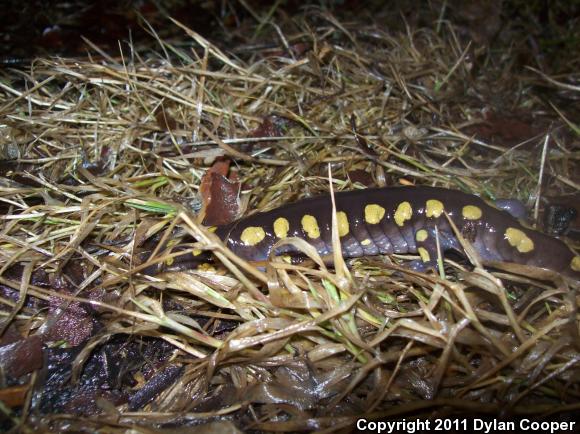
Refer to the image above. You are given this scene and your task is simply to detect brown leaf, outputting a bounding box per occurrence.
[45,293,94,346]
[0,385,29,408]
[238,115,291,152]
[347,169,375,187]
[462,111,543,149]
[154,104,178,132]
[199,158,240,226]
[0,335,43,377]
[250,115,288,139]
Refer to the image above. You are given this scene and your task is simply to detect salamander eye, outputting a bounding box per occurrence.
[494,199,527,220]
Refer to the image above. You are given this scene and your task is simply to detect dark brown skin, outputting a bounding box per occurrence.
[216,187,580,281]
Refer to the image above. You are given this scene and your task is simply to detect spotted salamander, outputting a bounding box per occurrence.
[210,186,580,280]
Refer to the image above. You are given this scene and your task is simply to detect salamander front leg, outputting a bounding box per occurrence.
[405,228,436,273]
[409,227,460,274]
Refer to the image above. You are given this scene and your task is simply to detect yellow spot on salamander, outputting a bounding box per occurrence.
[571,256,580,272]
[462,205,482,220]
[426,199,444,218]
[394,201,412,226]
[418,247,430,262]
[240,226,266,246]
[273,217,289,239]
[301,215,320,239]
[416,229,428,242]
[505,227,534,253]
[365,204,385,224]
[337,211,350,237]
[165,257,174,266]
[192,249,202,257]
[361,238,372,246]
[208,226,217,233]
[282,255,292,264]
[198,263,215,272]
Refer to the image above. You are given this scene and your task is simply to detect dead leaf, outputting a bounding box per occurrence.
[0,335,43,377]
[199,158,240,226]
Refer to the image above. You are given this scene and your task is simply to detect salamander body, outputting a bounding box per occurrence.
[215,186,580,280]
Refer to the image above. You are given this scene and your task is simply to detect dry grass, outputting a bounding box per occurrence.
[1,3,579,432]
